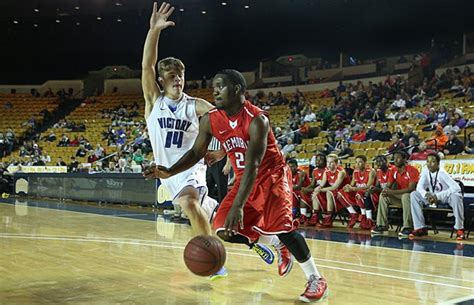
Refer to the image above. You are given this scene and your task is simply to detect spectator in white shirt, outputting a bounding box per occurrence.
[409,153,465,240]
[281,137,295,156]
[391,94,406,111]
[303,109,316,122]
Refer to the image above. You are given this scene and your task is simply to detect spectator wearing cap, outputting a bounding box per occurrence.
[443,129,464,155]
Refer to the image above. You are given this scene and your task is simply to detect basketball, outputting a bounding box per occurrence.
[183,235,226,276]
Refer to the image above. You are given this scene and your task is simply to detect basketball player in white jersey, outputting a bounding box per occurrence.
[142,2,217,237]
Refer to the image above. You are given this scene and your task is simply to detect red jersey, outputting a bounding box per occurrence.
[325,166,349,188]
[292,169,311,189]
[376,165,396,188]
[353,168,374,188]
[312,167,326,186]
[208,100,285,180]
[388,164,420,190]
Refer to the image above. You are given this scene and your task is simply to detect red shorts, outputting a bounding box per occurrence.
[314,190,344,213]
[369,192,380,209]
[337,190,357,208]
[293,190,312,208]
[213,166,295,242]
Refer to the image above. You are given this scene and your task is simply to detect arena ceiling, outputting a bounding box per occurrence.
[0,0,473,84]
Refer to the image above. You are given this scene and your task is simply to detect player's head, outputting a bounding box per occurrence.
[355,155,367,171]
[374,155,388,170]
[426,153,440,173]
[326,153,338,171]
[212,69,247,110]
[157,57,185,98]
[287,158,298,174]
[316,153,327,169]
[393,150,408,168]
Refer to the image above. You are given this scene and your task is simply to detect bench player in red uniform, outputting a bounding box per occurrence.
[149,69,328,302]
[338,155,376,229]
[312,153,350,228]
[301,153,327,226]
[287,159,312,223]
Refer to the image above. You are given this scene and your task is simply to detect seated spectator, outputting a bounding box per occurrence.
[409,153,465,240]
[75,145,87,157]
[406,137,419,155]
[395,106,412,120]
[401,125,419,146]
[69,136,80,146]
[132,149,145,165]
[351,126,366,142]
[57,134,70,147]
[387,133,405,154]
[68,157,79,172]
[409,141,436,160]
[426,125,448,150]
[281,138,295,156]
[391,94,406,111]
[443,129,464,155]
[434,105,449,126]
[43,131,57,142]
[366,123,379,141]
[336,140,353,159]
[56,158,67,166]
[375,124,392,142]
[465,132,474,154]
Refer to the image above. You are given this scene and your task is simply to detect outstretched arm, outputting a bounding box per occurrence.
[142,2,175,120]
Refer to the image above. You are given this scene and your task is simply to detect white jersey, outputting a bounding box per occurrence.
[147,93,207,199]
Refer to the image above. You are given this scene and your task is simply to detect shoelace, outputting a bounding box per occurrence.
[305,275,318,293]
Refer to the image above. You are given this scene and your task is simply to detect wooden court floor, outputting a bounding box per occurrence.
[0,201,473,304]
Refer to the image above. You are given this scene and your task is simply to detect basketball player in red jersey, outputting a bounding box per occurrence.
[149,69,328,302]
[301,153,327,226]
[287,159,312,223]
[312,154,350,228]
[365,155,396,229]
[338,155,376,229]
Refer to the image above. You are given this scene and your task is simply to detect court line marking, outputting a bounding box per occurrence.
[2,232,473,284]
[1,234,473,291]
[3,202,473,260]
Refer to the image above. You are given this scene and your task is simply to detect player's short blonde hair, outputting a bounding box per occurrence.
[157,57,185,77]
[327,153,339,161]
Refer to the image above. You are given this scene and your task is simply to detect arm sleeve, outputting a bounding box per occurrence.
[436,170,461,199]
[416,167,428,198]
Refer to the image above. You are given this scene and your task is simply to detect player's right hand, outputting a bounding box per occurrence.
[143,165,173,179]
[150,2,175,31]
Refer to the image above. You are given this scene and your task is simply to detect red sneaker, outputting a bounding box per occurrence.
[299,215,309,226]
[347,213,359,228]
[307,214,319,226]
[408,227,428,239]
[317,215,333,228]
[359,215,368,229]
[456,229,465,241]
[365,218,375,230]
[299,275,328,303]
[274,243,293,277]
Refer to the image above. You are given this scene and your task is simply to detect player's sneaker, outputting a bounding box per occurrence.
[209,266,228,281]
[307,214,319,226]
[251,243,275,265]
[299,275,328,303]
[456,229,465,241]
[317,215,333,228]
[299,214,309,226]
[347,213,359,228]
[408,227,428,239]
[274,243,293,277]
[398,227,412,239]
[371,225,388,235]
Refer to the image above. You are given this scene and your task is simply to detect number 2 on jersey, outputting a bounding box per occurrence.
[235,152,245,169]
[165,131,183,148]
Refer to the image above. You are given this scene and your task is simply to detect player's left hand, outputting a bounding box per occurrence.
[205,150,226,166]
[224,206,244,236]
[143,165,173,179]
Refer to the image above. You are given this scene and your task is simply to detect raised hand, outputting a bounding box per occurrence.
[150,2,175,31]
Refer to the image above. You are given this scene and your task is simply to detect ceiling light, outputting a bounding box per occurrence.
[76,22,81,26]
[13,20,19,24]
[244,5,250,9]
[74,6,80,10]
[201,10,206,14]
[55,19,61,23]
[97,16,102,21]
[221,2,227,5]
[179,8,184,12]
[33,8,40,13]
[33,23,39,28]
[115,2,122,6]
[117,18,122,23]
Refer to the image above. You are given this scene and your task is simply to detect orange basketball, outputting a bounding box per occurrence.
[183,235,226,276]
